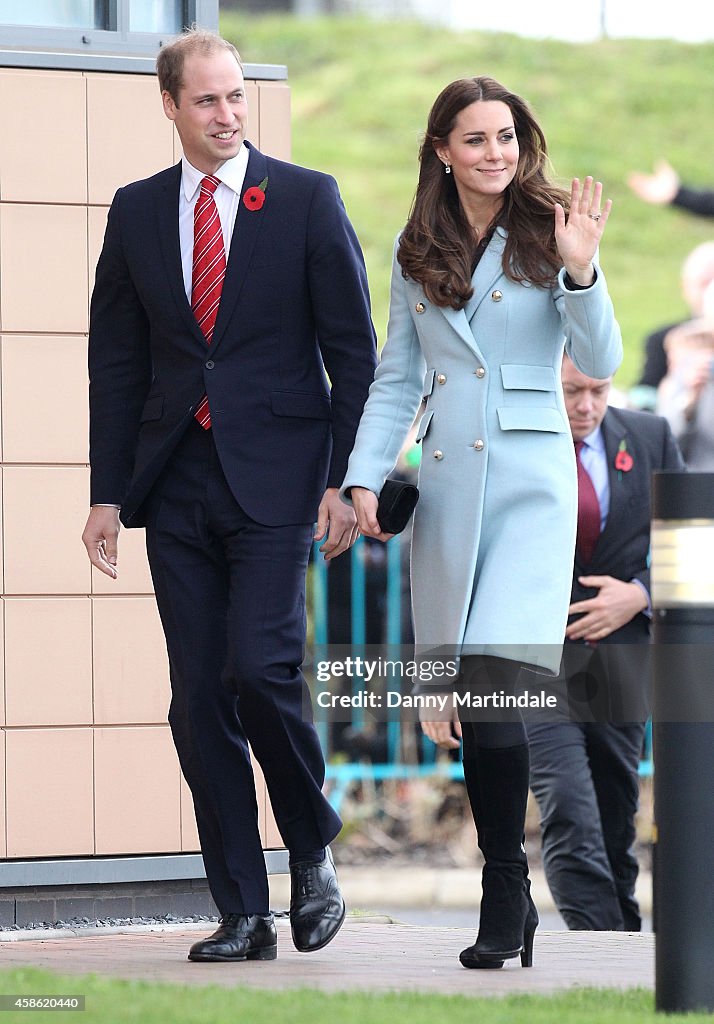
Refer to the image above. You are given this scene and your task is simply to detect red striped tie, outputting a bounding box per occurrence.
[192,175,226,429]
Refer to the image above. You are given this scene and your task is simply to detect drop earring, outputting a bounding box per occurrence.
[444,163,451,174]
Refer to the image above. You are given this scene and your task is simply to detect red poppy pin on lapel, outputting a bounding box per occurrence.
[243,177,268,211]
[615,440,633,477]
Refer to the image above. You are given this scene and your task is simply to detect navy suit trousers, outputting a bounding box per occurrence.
[144,421,342,915]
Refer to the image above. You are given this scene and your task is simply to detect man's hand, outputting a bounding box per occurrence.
[566,575,648,642]
[314,487,360,560]
[82,506,120,579]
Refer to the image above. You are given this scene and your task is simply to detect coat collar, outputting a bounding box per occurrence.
[440,227,506,355]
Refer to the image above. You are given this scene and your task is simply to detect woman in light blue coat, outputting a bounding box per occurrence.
[342,78,622,970]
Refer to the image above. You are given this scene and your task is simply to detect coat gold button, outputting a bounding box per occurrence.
[436,373,447,384]
[473,439,484,451]
[415,302,426,313]
[433,449,443,460]
[491,290,503,302]
[475,367,485,378]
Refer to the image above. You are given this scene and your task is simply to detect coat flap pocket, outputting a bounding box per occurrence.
[140,395,164,422]
[497,407,567,433]
[422,368,436,398]
[501,364,556,391]
[415,410,434,443]
[270,390,332,420]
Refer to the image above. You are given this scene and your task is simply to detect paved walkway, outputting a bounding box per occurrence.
[0,867,655,996]
[0,917,653,997]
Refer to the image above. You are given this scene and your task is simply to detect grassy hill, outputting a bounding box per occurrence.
[222,13,714,385]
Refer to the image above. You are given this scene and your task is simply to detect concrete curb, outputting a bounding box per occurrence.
[0,867,652,941]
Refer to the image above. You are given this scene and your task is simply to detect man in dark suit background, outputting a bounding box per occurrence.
[525,355,684,931]
[81,29,377,962]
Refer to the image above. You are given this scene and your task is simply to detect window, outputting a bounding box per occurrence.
[0,1,218,60]
[0,1,107,28]
[130,0,184,33]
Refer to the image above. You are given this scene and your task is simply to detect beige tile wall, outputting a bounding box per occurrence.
[0,601,4,729]
[0,727,5,858]
[5,728,94,858]
[94,727,181,855]
[0,70,87,204]
[0,68,292,861]
[4,598,93,727]
[2,336,89,464]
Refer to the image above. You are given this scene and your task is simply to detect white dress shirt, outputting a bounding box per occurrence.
[179,145,250,301]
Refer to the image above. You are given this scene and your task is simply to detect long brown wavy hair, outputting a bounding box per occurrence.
[398,77,569,309]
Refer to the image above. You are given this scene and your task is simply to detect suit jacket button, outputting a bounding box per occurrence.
[473,439,484,451]
[491,290,503,302]
[433,449,443,460]
[205,359,215,369]
[475,367,486,378]
[437,373,447,384]
[415,302,426,313]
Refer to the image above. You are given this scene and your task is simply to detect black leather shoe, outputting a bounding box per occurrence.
[290,846,346,952]
[188,913,277,962]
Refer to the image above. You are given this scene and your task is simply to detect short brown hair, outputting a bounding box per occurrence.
[156,28,242,105]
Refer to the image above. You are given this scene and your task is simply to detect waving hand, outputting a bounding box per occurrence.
[555,176,613,286]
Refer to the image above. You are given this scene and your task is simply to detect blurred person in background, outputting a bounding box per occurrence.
[656,293,714,469]
[629,242,714,409]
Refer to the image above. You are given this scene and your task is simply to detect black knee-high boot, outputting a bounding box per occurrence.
[460,742,538,969]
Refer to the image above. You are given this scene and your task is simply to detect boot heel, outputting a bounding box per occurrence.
[248,944,278,961]
[520,922,535,967]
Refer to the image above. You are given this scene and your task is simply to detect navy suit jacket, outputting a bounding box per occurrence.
[569,405,685,645]
[89,142,377,527]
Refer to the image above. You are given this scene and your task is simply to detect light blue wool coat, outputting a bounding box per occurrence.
[341,229,622,674]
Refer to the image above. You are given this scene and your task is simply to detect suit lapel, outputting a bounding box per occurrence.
[155,163,207,348]
[210,143,269,354]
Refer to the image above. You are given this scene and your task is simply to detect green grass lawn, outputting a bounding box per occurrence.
[2,968,714,1024]
[2,968,714,1023]
[221,13,714,387]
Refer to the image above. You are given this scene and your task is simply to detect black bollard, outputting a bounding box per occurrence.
[652,471,714,1014]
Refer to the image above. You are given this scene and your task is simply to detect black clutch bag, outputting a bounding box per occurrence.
[376,479,419,534]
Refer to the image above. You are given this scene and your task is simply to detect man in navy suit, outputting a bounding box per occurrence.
[525,355,684,931]
[82,29,377,962]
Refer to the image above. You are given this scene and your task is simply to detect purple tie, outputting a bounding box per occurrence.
[575,440,601,564]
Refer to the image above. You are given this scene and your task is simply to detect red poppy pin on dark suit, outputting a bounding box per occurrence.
[615,440,633,477]
[243,176,268,211]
